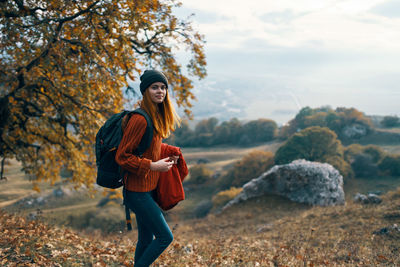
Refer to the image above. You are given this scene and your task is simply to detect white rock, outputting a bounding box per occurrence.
[224,159,345,209]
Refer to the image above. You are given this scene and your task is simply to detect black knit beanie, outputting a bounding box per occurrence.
[139,70,168,95]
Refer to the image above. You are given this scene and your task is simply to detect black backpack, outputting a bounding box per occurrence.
[95,108,153,231]
[95,108,153,188]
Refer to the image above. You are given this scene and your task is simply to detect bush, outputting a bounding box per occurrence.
[363,145,386,163]
[351,153,379,178]
[275,126,342,163]
[379,155,400,176]
[278,106,373,141]
[343,144,386,178]
[324,155,354,179]
[381,115,400,128]
[187,164,213,184]
[212,187,242,208]
[275,126,354,178]
[194,200,213,218]
[344,144,386,163]
[218,150,274,189]
[66,206,125,233]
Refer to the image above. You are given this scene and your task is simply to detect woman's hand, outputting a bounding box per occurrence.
[150,157,174,172]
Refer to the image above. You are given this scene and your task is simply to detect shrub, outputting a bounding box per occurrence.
[87,206,126,233]
[187,164,213,184]
[279,106,373,141]
[344,144,385,163]
[350,153,378,178]
[66,206,125,233]
[343,144,386,178]
[363,145,386,163]
[381,115,399,128]
[212,187,243,208]
[218,150,274,189]
[275,126,354,178]
[324,155,354,179]
[379,155,400,176]
[343,144,364,163]
[194,200,213,218]
[275,127,342,163]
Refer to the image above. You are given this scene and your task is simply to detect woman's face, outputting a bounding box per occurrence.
[147,82,167,104]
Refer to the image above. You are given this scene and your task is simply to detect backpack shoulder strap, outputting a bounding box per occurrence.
[129,108,154,156]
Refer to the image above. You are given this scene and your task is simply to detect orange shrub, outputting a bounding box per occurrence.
[212,187,243,208]
[218,150,274,189]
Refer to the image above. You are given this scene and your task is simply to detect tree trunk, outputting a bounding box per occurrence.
[0,157,5,180]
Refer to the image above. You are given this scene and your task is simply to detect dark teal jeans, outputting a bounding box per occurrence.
[125,190,173,267]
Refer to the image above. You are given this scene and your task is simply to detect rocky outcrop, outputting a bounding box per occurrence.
[13,186,77,209]
[373,224,400,236]
[224,159,345,209]
[342,123,368,139]
[353,193,382,204]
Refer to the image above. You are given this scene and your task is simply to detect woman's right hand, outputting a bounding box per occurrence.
[150,157,174,172]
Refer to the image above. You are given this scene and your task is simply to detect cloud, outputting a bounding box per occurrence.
[259,9,310,24]
[179,0,400,51]
[369,0,400,18]
[172,1,400,124]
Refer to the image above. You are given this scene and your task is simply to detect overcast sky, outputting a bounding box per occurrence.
[173,0,400,125]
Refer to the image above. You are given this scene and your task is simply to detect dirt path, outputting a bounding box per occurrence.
[0,195,33,208]
[40,201,98,214]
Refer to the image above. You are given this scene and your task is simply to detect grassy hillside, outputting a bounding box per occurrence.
[182,141,282,170]
[1,140,400,266]
[2,139,400,229]
[1,189,399,266]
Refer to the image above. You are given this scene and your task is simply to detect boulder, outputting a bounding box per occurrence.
[341,123,368,139]
[354,193,382,204]
[224,159,345,209]
[373,224,400,236]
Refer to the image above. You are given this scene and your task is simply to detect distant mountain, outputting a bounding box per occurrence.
[181,77,300,126]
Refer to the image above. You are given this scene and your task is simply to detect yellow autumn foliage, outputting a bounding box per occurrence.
[0,0,206,189]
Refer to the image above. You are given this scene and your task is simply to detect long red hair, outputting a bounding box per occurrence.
[140,89,181,139]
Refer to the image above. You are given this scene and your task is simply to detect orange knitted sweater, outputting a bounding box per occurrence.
[115,114,162,192]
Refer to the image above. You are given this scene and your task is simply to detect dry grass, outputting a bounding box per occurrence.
[182,141,281,165]
[2,190,399,266]
[168,190,400,266]
[0,159,50,207]
[1,143,400,266]
[378,127,400,134]
[380,145,400,155]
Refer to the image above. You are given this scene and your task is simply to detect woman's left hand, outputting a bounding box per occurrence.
[169,155,179,164]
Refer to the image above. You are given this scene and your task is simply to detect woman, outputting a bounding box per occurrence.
[116,70,181,267]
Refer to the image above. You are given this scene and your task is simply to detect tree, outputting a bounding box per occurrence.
[219,118,242,144]
[279,106,372,141]
[241,119,277,144]
[379,155,400,176]
[193,117,218,146]
[194,117,218,135]
[171,119,195,146]
[381,115,400,128]
[0,0,206,189]
[275,126,342,164]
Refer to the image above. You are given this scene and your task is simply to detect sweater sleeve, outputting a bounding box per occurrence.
[115,114,152,176]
